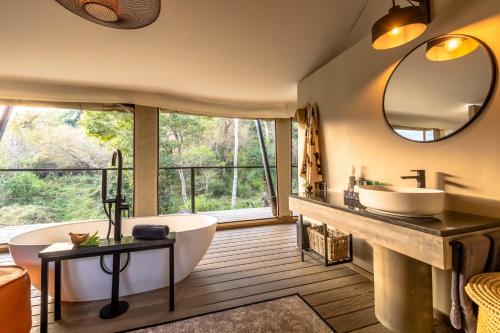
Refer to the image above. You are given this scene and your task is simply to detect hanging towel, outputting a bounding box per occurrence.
[485,230,500,272]
[450,236,490,333]
[298,103,323,188]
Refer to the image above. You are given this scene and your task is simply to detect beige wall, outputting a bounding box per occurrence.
[298,0,500,313]
[275,118,293,218]
[134,105,158,217]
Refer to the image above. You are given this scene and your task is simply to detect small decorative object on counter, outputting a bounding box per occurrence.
[69,233,88,246]
[314,181,328,196]
[132,224,169,240]
[70,231,99,247]
[304,181,314,195]
[348,165,356,192]
[343,190,364,209]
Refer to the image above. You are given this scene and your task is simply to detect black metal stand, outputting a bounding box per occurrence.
[99,253,130,319]
[299,214,353,267]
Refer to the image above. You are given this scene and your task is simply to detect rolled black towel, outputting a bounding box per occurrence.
[132,224,169,240]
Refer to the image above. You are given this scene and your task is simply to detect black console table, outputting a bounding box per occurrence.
[38,234,176,333]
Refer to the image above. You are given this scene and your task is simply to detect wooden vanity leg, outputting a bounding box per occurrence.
[373,244,433,333]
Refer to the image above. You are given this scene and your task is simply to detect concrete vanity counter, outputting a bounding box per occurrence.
[289,192,500,270]
[289,192,500,333]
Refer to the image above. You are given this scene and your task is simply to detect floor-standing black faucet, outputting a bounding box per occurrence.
[100,149,130,319]
[102,149,130,241]
[401,169,426,188]
[111,150,129,240]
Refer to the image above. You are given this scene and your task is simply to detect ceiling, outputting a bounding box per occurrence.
[0,0,397,107]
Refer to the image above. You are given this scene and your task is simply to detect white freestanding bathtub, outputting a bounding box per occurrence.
[8,215,217,302]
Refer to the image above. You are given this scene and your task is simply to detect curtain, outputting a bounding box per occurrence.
[0,99,133,113]
[0,79,295,118]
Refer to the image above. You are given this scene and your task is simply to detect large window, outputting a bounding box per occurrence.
[0,106,134,230]
[158,111,276,222]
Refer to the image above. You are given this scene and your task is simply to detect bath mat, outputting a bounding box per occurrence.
[126,294,335,333]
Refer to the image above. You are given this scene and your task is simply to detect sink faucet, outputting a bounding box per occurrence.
[401,169,426,188]
[102,149,130,241]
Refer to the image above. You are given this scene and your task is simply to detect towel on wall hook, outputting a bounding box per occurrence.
[296,103,323,190]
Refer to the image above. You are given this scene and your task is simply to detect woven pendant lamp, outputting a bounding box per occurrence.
[54,0,161,29]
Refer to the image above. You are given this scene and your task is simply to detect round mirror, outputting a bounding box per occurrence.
[383,34,496,142]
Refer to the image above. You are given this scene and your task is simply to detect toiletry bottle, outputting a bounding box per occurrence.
[348,165,356,192]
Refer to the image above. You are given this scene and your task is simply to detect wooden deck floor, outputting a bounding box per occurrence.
[0,224,454,333]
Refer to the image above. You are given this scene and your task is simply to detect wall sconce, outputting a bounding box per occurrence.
[426,35,480,61]
[372,0,431,50]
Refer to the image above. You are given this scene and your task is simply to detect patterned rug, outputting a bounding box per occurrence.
[127,294,335,333]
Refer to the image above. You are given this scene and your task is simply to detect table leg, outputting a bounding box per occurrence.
[40,259,49,333]
[169,245,175,311]
[299,214,304,262]
[54,260,61,321]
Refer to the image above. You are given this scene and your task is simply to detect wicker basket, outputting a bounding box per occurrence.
[465,272,500,333]
[307,225,349,261]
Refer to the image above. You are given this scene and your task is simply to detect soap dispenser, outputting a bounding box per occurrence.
[348,165,356,192]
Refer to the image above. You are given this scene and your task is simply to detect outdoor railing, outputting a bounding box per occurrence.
[0,164,297,228]
[157,165,280,215]
[0,167,134,228]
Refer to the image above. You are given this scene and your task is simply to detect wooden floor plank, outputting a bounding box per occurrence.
[202,241,299,259]
[350,323,392,333]
[198,245,300,265]
[205,238,295,255]
[327,307,379,333]
[193,250,302,272]
[178,264,345,299]
[186,254,305,280]
[303,281,374,306]
[206,235,297,250]
[211,229,295,242]
[315,292,375,319]
[185,259,320,287]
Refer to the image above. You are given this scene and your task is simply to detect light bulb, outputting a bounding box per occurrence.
[444,38,462,52]
[390,27,402,36]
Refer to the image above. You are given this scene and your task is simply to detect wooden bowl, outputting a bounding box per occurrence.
[69,233,89,246]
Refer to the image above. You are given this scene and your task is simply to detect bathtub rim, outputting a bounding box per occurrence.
[8,214,217,247]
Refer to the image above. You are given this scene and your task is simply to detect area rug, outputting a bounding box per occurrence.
[127,294,335,333]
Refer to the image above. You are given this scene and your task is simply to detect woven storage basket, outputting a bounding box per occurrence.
[307,225,349,261]
[465,272,500,333]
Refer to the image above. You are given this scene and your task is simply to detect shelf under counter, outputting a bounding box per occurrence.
[289,192,500,270]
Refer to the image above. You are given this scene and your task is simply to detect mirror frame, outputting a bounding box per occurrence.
[382,34,497,143]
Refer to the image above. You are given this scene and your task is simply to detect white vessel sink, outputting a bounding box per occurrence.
[358,185,445,217]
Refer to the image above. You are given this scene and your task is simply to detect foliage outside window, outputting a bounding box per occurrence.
[0,106,133,228]
[158,112,276,217]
